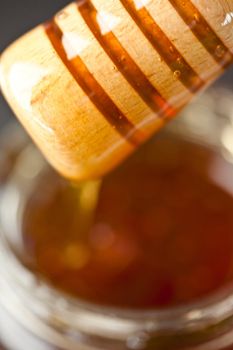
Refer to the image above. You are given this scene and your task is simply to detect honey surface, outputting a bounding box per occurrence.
[22,133,233,309]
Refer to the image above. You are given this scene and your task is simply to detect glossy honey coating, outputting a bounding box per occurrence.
[1,0,233,180]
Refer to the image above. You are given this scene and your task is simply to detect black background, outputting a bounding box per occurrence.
[0,0,70,127]
[0,0,233,128]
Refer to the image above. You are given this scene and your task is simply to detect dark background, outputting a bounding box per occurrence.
[0,0,71,127]
[0,0,233,128]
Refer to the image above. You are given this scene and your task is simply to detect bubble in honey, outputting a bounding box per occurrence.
[215,45,225,58]
[173,70,181,79]
[120,55,126,62]
[193,13,200,22]
[169,46,174,53]
[176,57,182,64]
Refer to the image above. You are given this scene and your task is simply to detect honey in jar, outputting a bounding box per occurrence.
[19,128,233,310]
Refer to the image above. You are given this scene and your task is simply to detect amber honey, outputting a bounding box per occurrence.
[18,130,233,310]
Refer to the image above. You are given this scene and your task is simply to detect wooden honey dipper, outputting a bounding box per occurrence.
[1,0,233,180]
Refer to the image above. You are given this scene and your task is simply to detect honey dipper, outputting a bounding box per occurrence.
[1,0,233,180]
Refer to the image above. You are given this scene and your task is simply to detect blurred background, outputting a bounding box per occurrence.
[1,0,233,129]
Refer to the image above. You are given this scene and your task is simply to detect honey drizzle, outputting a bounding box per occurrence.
[78,0,176,118]
[168,0,233,68]
[120,0,204,93]
[45,20,144,145]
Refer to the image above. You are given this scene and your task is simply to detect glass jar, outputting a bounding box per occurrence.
[2,89,233,350]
